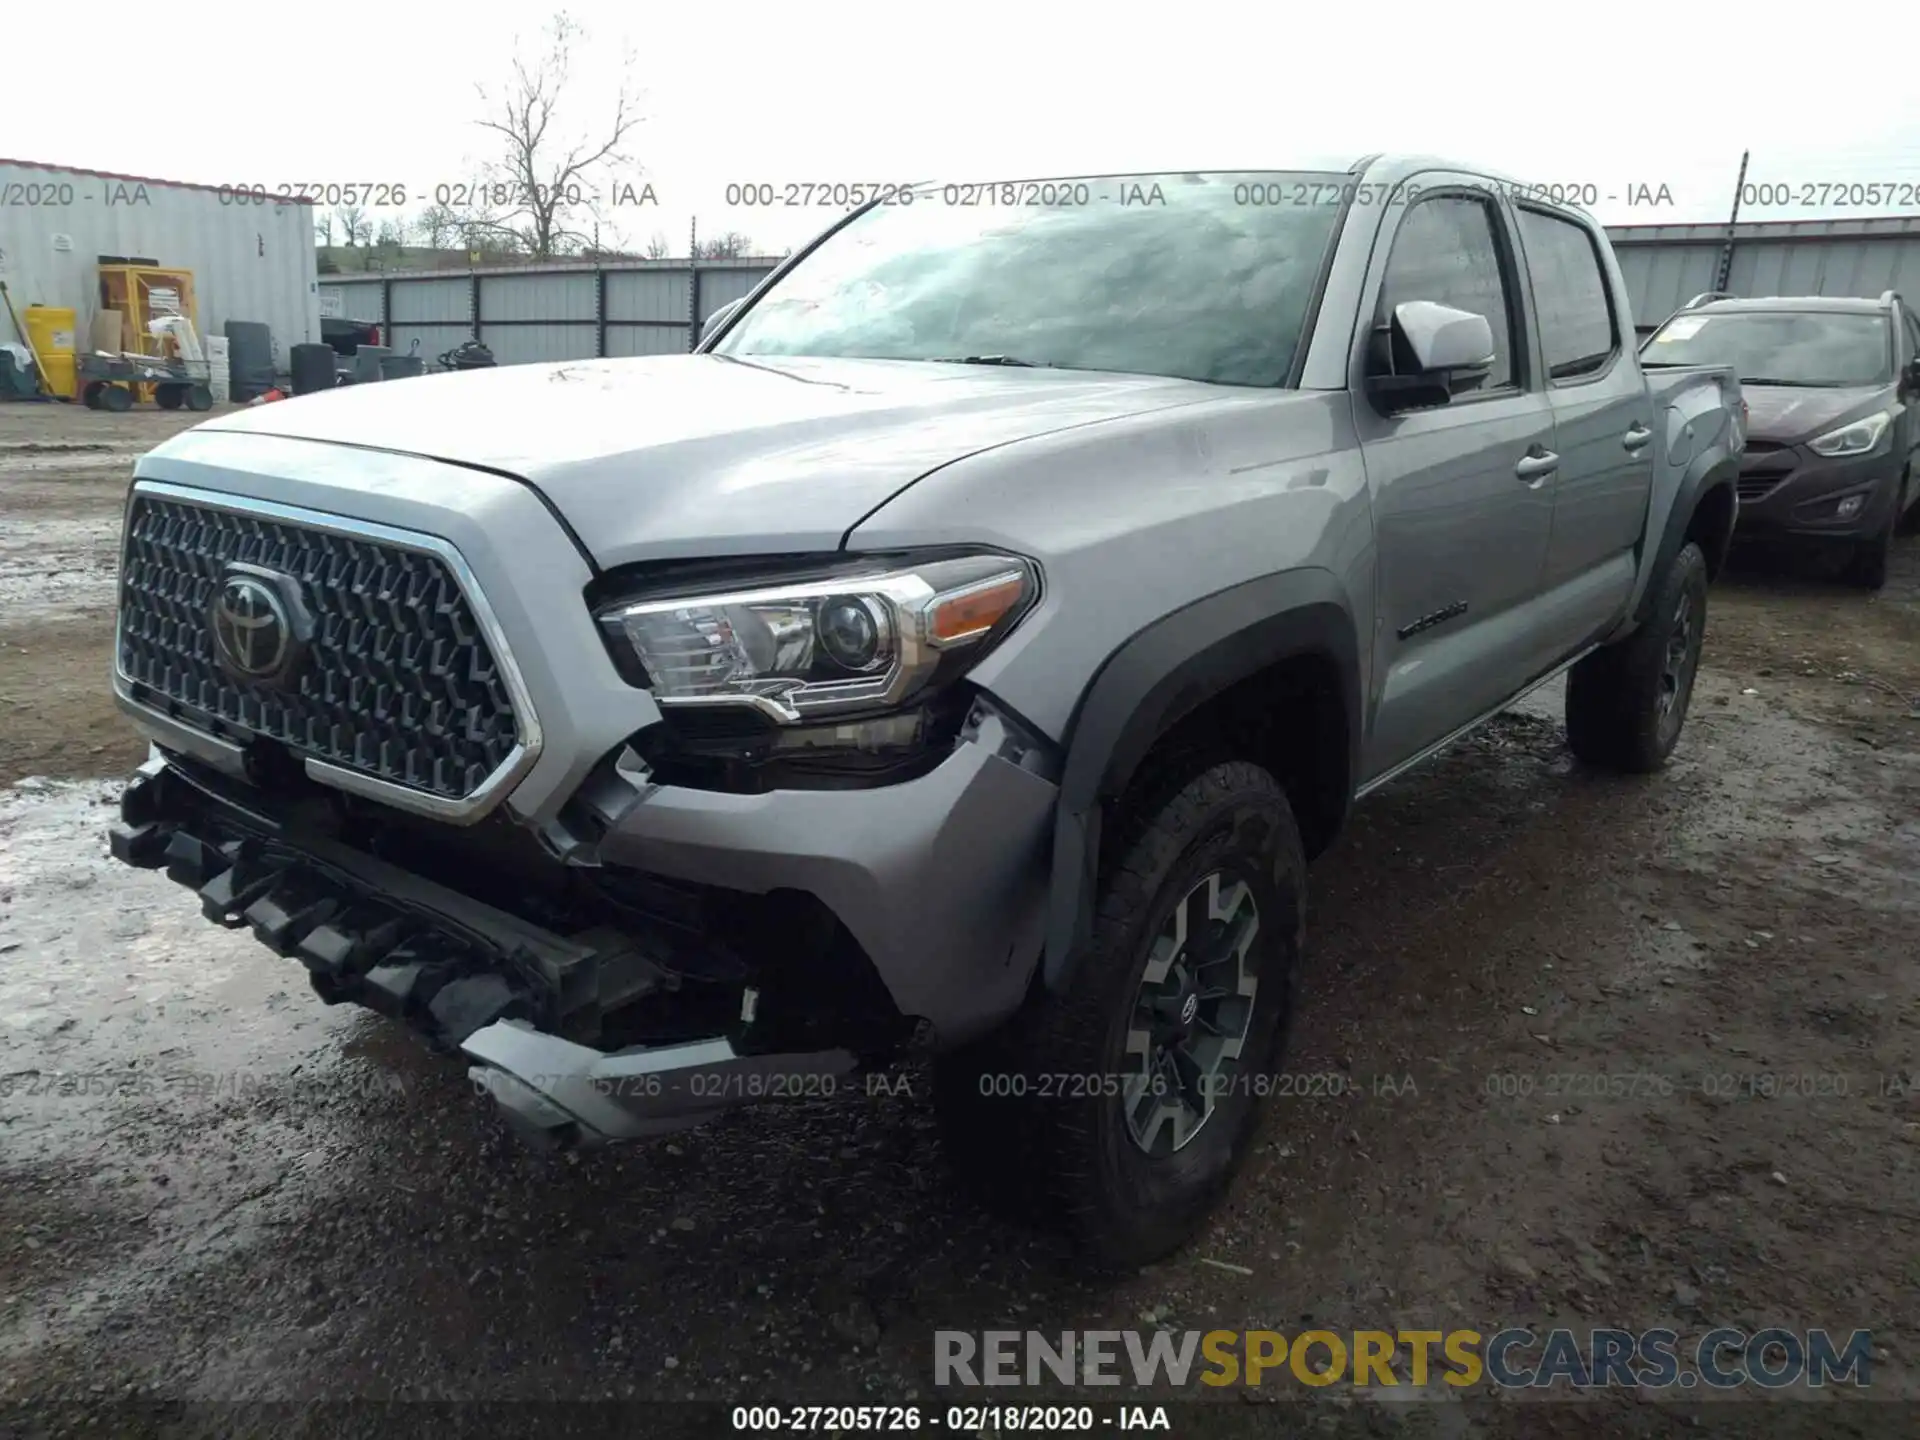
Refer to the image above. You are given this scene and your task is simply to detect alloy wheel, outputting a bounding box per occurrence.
[1123,870,1261,1155]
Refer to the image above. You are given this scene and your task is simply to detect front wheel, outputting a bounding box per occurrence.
[1844,494,1898,590]
[1565,540,1709,773]
[934,759,1304,1270]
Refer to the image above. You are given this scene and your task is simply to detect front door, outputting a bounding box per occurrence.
[1352,182,1558,780]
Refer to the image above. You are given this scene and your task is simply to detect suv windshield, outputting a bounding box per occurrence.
[713,172,1349,387]
[1643,309,1891,386]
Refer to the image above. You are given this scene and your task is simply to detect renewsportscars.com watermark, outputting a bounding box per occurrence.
[935,1328,1874,1391]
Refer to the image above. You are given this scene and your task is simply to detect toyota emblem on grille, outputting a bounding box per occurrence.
[210,568,305,684]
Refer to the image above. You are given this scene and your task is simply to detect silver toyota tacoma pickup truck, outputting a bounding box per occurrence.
[106,154,1743,1268]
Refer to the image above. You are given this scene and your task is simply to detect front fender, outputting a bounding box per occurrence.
[1040,568,1361,994]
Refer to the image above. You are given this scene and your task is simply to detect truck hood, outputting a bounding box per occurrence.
[1741,383,1889,445]
[184,354,1220,567]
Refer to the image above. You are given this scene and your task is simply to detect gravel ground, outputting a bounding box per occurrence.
[1,401,1917,1438]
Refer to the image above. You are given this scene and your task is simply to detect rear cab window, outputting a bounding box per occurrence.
[1515,206,1619,382]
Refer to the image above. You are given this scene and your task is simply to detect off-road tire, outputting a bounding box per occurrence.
[934,759,1305,1270]
[1565,540,1709,773]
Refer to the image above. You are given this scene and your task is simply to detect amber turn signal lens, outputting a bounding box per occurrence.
[926,572,1027,646]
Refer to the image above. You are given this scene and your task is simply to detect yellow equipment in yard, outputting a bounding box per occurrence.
[97,264,197,405]
[22,305,78,399]
[96,264,197,353]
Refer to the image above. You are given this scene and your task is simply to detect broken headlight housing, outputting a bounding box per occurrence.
[595,552,1040,727]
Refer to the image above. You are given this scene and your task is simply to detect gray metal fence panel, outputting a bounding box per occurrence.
[1608,218,1920,330]
[604,270,692,323]
[1611,245,1720,329]
[698,267,766,318]
[605,324,695,357]
[311,260,778,362]
[317,279,386,323]
[389,324,474,362]
[391,278,471,324]
[482,272,596,323]
[484,324,600,364]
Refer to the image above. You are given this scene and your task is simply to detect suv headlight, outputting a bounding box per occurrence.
[1806,410,1892,458]
[596,553,1039,723]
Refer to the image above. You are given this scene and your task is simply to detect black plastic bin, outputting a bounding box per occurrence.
[289,344,337,396]
[223,321,274,401]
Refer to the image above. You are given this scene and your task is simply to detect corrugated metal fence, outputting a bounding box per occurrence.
[316,258,777,364]
[318,219,1920,365]
[1605,216,1920,334]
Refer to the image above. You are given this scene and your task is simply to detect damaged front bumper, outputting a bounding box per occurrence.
[108,756,855,1147]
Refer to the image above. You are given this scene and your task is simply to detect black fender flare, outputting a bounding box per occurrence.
[1040,568,1362,995]
[1637,453,1738,624]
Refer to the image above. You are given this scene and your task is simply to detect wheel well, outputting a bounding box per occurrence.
[1687,479,1737,580]
[1121,652,1350,861]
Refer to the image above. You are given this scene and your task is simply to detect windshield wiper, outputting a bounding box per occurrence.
[1739,377,1847,388]
[927,354,1051,368]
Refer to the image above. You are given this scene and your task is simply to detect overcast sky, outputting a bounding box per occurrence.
[10,2,1920,256]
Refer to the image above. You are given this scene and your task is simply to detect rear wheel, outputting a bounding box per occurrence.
[154,384,183,410]
[97,383,132,414]
[1565,541,1709,773]
[934,758,1304,1270]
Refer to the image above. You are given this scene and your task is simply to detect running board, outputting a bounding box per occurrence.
[1353,645,1597,801]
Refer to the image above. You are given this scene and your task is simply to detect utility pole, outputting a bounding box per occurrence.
[688,216,701,351]
[1714,151,1750,293]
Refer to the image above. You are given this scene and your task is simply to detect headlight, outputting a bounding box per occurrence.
[597,553,1038,723]
[1806,410,1892,458]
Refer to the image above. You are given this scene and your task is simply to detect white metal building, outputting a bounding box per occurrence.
[0,158,320,366]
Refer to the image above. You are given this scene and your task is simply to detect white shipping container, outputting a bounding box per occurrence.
[0,160,320,377]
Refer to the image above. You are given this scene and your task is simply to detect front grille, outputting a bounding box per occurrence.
[1737,447,1796,503]
[1737,473,1789,502]
[117,494,522,802]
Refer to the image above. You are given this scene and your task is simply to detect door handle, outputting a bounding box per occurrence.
[1623,422,1653,453]
[1515,448,1559,484]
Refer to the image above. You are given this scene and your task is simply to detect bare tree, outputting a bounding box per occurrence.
[465,12,645,258]
[644,230,672,260]
[374,218,409,249]
[693,231,755,261]
[314,213,335,247]
[333,204,372,247]
[414,202,467,250]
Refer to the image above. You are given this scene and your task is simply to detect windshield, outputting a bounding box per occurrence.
[1642,310,1891,386]
[713,172,1349,387]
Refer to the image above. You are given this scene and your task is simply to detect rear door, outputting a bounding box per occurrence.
[1352,178,1559,780]
[1513,203,1653,632]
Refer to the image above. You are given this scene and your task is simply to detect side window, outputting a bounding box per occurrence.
[1375,194,1517,392]
[1517,207,1618,381]
[1903,306,1920,360]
